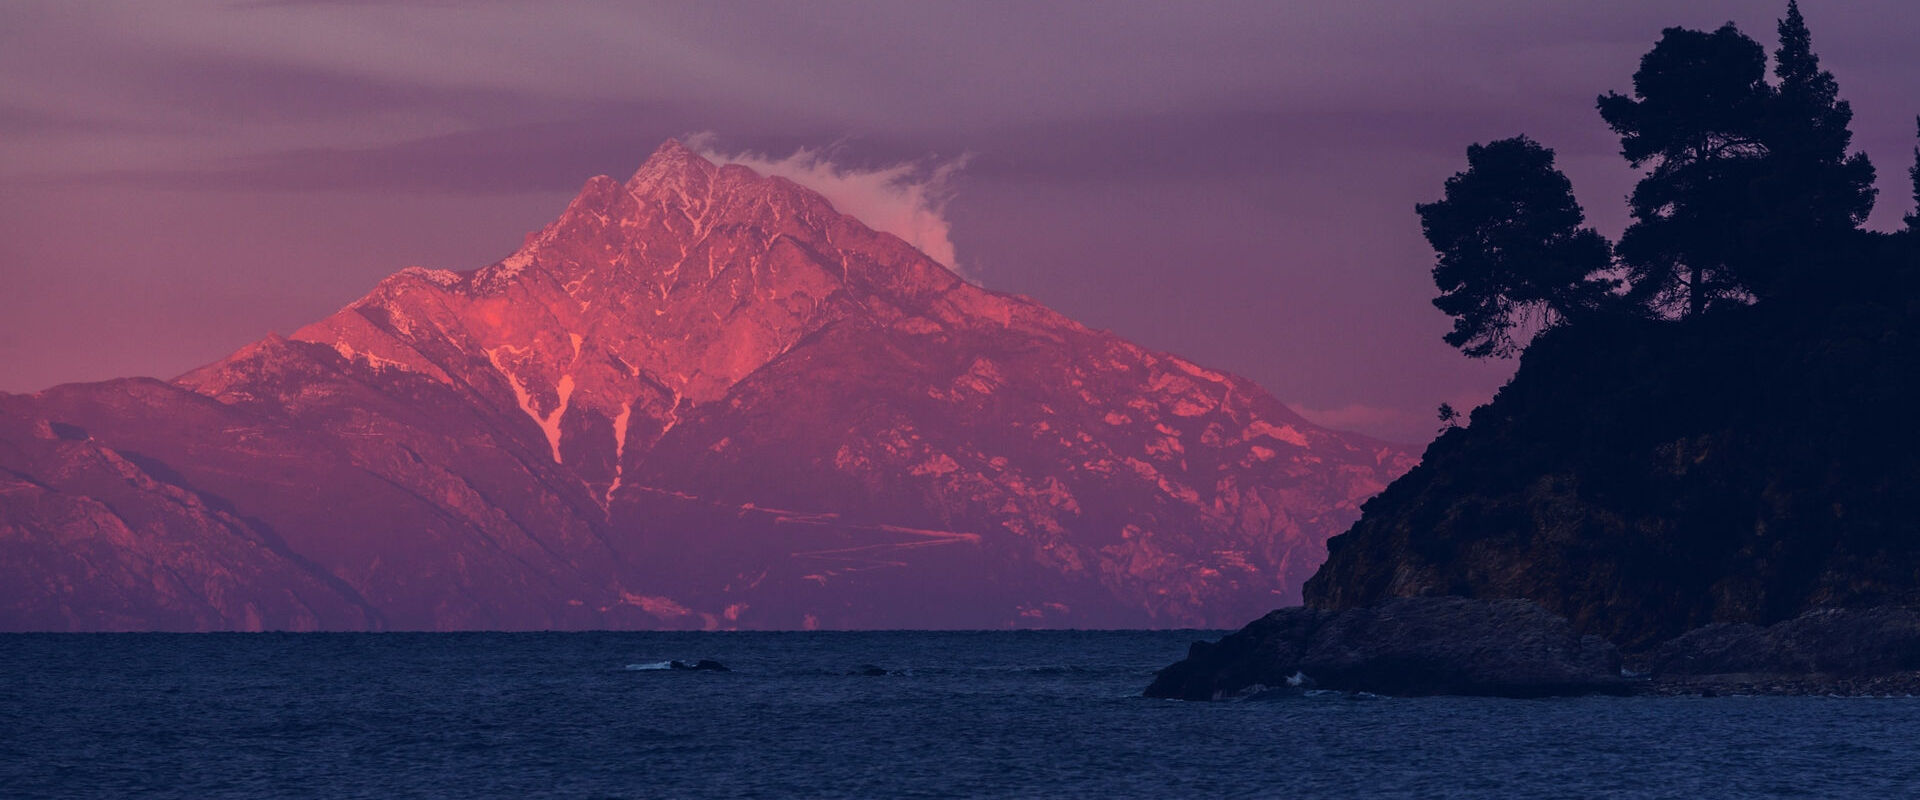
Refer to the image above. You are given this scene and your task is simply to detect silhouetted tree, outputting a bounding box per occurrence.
[1752,0,1877,292]
[1908,115,1920,232]
[1601,9,1877,316]
[1599,24,1773,317]
[1437,403,1460,431]
[1418,136,1616,358]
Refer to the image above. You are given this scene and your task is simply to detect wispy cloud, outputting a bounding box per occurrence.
[689,134,971,277]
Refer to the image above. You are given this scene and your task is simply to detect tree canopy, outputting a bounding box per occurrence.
[1598,23,1774,317]
[1753,1,1878,291]
[1417,136,1615,358]
[1421,3,1910,364]
[1594,7,1876,317]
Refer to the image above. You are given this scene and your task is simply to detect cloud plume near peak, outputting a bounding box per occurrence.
[688,134,971,278]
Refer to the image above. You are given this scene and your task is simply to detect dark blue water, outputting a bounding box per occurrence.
[3,631,1917,798]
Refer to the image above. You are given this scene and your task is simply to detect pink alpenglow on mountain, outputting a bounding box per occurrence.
[0,141,1416,631]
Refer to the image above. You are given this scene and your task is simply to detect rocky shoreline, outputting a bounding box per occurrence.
[1633,672,1920,697]
[1147,599,1920,699]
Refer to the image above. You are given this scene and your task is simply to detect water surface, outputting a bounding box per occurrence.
[3,631,1914,797]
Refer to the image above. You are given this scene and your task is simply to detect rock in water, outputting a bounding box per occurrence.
[669,659,730,672]
[1145,597,1627,699]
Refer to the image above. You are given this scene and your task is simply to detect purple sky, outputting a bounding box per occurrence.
[3,1,1917,442]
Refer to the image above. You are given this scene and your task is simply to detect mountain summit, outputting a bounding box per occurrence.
[0,141,1415,631]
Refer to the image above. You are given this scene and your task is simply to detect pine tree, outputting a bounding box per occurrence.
[1418,136,1616,358]
[1599,8,1876,316]
[1599,24,1772,317]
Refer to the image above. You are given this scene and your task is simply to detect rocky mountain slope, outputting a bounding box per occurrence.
[1,140,1415,631]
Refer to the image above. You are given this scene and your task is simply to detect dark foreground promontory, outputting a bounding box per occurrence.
[1146,597,1625,700]
[1148,601,1920,699]
[1156,6,1920,700]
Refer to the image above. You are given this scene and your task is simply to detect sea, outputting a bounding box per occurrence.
[3,630,1917,798]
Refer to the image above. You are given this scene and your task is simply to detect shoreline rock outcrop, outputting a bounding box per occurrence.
[1150,602,1920,699]
[1145,597,1627,700]
[1636,606,1920,695]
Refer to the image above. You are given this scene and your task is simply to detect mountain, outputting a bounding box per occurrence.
[1303,238,1920,651]
[0,140,1415,632]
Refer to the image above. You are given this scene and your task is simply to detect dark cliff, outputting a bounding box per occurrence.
[1304,234,1920,652]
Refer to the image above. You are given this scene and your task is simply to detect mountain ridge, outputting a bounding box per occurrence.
[1,140,1415,631]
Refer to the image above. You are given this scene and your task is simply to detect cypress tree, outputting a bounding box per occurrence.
[1757,0,1876,291]
[1908,115,1920,232]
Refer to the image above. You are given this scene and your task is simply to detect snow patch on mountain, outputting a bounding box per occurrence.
[486,346,574,463]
